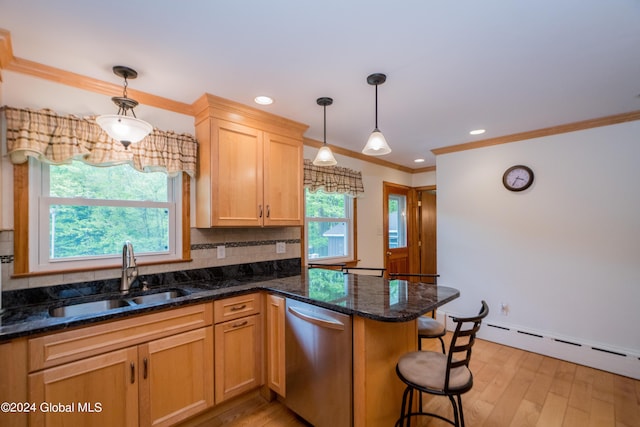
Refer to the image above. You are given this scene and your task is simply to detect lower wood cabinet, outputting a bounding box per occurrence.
[139,327,214,427]
[25,304,214,427]
[28,326,213,427]
[213,293,263,404]
[266,294,286,396]
[28,346,139,427]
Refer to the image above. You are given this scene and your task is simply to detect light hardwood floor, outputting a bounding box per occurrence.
[180,333,640,427]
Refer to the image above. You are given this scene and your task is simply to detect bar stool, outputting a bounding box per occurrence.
[394,301,489,427]
[389,273,446,352]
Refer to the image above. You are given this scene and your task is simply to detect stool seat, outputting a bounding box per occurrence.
[418,316,446,336]
[397,351,471,392]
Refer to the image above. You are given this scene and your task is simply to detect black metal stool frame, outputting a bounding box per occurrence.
[394,301,489,427]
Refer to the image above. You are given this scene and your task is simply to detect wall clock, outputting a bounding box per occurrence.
[502,165,534,192]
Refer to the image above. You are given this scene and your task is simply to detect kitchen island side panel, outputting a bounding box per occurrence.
[353,316,417,427]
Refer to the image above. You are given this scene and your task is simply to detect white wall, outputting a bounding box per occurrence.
[436,120,640,377]
[303,146,435,267]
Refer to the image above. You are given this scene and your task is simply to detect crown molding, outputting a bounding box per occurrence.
[5,56,194,116]
[432,110,640,156]
[0,29,14,81]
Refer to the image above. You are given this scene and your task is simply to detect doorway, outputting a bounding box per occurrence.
[383,182,411,275]
[383,183,436,275]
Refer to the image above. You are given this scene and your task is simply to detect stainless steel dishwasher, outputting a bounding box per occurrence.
[284,298,353,427]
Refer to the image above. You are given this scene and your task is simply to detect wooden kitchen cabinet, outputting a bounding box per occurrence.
[29,347,139,427]
[266,294,286,396]
[193,93,308,228]
[27,304,214,427]
[138,327,213,427]
[0,339,28,427]
[213,293,263,403]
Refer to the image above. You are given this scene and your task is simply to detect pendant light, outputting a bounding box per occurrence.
[362,73,391,156]
[96,66,153,149]
[312,97,338,166]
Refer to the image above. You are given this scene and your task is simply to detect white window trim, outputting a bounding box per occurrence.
[29,158,182,272]
[304,191,354,264]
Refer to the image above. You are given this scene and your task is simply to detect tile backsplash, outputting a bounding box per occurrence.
[0,227,301,291]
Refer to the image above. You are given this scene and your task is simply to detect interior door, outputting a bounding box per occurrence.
[383,182,413,275]
[419,188,437,274]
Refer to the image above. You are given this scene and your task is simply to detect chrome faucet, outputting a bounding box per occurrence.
[120,241,139,293]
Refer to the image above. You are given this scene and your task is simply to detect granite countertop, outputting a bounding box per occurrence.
[0,265,459,342]
[263,268,459,321]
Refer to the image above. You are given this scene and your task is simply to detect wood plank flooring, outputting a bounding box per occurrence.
[179,333,640,426]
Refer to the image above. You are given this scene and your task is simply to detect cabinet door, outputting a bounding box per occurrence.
[263,132,303,226]
[213,119,264,226]
[28,347,138,427]
[266,294,286,396]
[138,327,213,427]
[214,313,263,403]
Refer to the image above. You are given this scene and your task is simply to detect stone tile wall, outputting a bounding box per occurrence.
[0,227,301,291]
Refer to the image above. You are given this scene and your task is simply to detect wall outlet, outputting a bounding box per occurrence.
[217,245,226,259]
[500,302,510,315]
[276,242,286,254]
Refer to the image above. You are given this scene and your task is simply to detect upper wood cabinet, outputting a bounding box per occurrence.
[193,94,308,227]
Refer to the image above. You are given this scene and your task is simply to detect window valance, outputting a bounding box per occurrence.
[303,159,365,197]
[3,106,198,177]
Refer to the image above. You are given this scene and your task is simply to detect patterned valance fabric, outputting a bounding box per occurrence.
[303,159,365,197]
[3,106,198,177]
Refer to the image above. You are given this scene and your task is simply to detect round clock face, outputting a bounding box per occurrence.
[503,165,534,192]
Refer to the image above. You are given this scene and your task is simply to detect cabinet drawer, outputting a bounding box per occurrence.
[28,303,213,372]
[214,293,262,324]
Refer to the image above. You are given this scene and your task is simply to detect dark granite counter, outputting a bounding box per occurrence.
[263,268,459,321]
[0,260,459,342]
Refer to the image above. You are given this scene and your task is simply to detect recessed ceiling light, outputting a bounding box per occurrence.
[469,129,486,135]
[254,96,274,105]
[414,158,425,163]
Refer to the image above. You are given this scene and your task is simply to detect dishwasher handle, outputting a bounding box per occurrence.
[288,305,346,331]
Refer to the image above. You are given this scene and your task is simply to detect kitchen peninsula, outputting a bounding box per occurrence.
[0,262,459,427]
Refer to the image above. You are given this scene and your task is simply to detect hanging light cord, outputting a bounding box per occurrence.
[116,73,138,118]
[122,74,129,99]
[374,83,379,130]
[323,104,327,145]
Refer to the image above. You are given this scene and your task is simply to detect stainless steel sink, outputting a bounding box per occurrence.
[129,289,186,305]
[49,298,132,318]
[48,288,190,318]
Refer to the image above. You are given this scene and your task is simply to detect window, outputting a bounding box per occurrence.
[305,188,354,263]
[388,194,407,249]
[30,159,181,272]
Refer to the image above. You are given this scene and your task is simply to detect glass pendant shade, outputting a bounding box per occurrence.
[313,145,337,166]
[362,128,391,155]
[313,96,337,166]
[362,73,391,156]
[96,114,153,148]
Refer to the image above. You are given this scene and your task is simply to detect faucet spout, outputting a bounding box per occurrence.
[121,241,139,293]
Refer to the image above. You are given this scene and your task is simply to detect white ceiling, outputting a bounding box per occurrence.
[2,0,639,168]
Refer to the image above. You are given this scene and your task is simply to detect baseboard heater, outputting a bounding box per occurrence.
[448,316,639,379]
